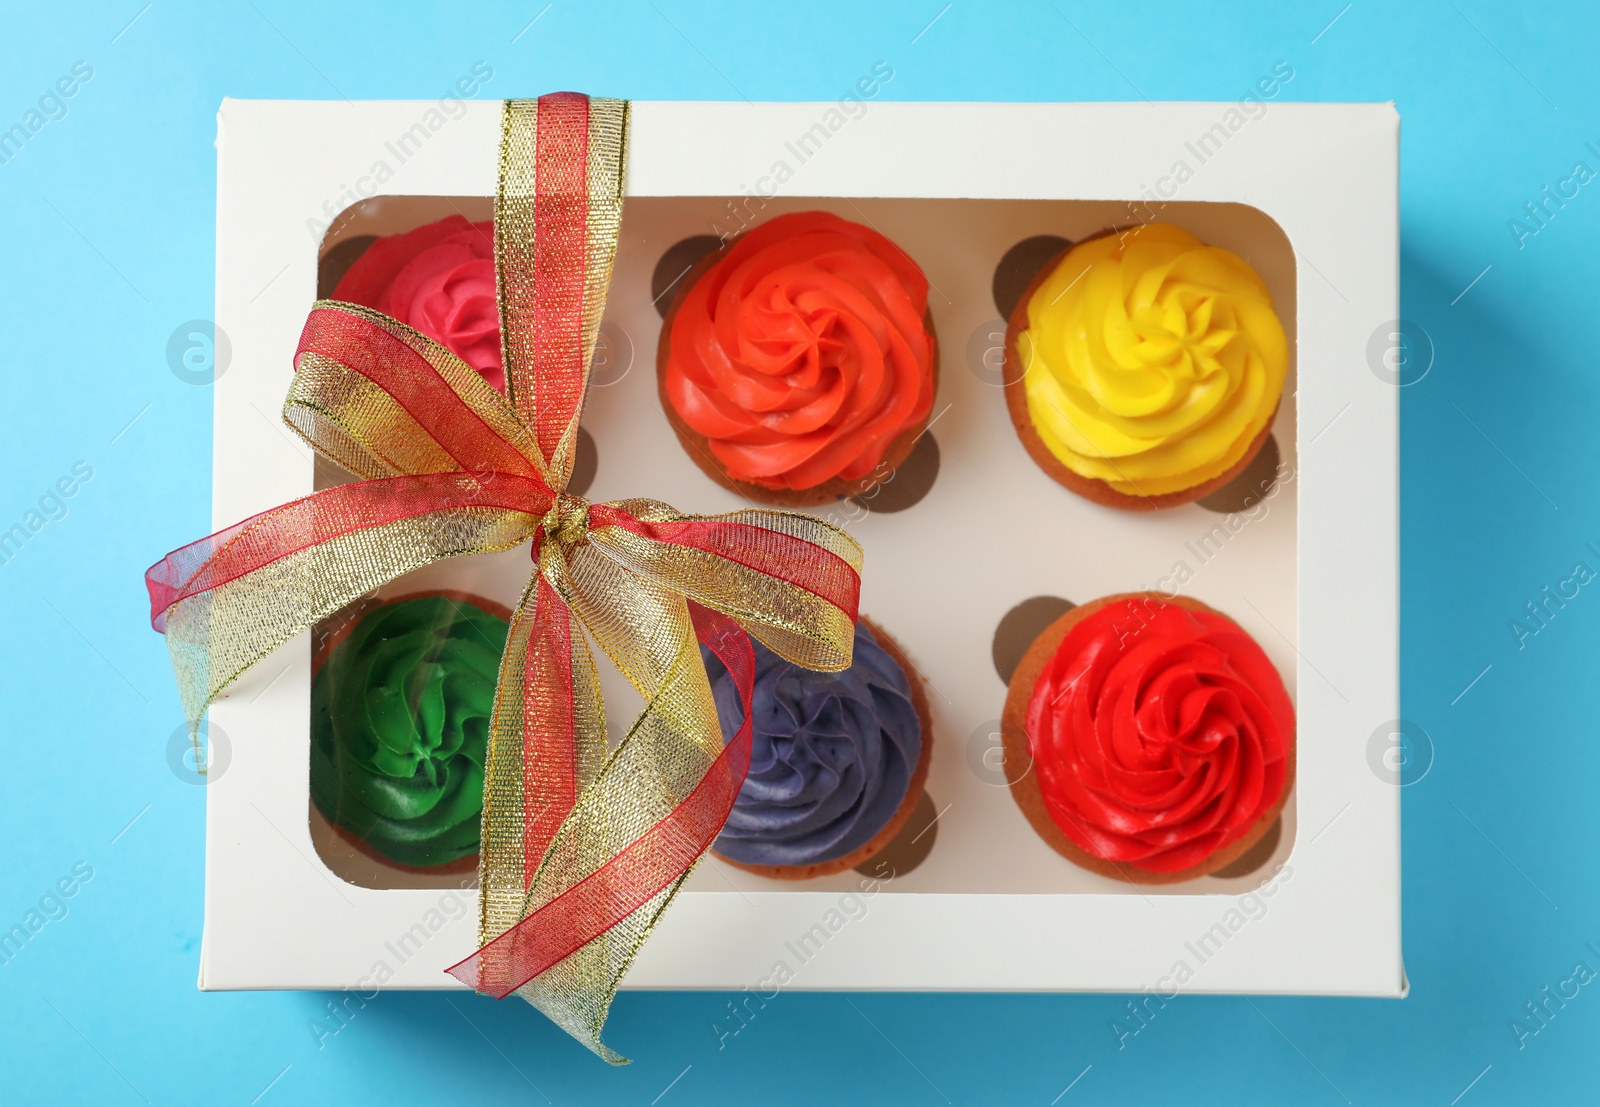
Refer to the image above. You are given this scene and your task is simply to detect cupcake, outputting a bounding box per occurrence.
[1004,224,1288,509]
[658,211,939,506]
[310,591,510,871]
[704,617,931,879]
[1001,593,1294,883]
[328,215,503,391]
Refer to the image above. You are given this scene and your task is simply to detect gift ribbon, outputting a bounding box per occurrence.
[145,94,862,1063]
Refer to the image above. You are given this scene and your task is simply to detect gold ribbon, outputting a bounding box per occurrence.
[146,96,862,1062]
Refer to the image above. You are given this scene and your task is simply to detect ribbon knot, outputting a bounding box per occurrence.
[540,493,589,549]
[143,94,863,1065]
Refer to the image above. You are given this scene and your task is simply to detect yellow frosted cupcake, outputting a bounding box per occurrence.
[1002,224,1288,510]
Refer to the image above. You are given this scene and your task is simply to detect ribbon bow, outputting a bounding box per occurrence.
[145,94,862,1063]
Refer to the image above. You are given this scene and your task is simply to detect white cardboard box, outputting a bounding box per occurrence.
[204,99,1401,997]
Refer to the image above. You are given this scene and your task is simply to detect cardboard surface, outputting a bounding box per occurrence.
[206,100,1399,996]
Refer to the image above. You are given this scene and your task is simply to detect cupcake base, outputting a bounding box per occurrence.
[712,616,933,880]
[1001,592,1295,884]
[317,811,481,878]
[1002,235,1279,511]
[657,244,940,508]
[311,588,512,874]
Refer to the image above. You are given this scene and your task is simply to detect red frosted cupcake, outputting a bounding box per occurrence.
[329,215,503,390]
[657,211,939,506]
[1001,593,1295,883]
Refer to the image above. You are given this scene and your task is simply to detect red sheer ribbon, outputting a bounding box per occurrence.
[447,602,755,998]
[521,565,577,882]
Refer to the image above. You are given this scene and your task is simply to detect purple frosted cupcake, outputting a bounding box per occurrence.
[704,617,931,879]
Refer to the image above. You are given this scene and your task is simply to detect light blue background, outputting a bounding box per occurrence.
[1,1,1593,1103]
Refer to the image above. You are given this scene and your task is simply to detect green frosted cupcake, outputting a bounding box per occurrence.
[310,593,509,868]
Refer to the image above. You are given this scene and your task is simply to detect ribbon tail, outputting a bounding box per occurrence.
[450,550,754,1063]
[476,553,608,968]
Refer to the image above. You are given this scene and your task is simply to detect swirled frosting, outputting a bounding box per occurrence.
[311,595,508,867]
[705,621,923,867]
[1026,597,1292,873]
[1019,224,1288,496]
[331,216,504,390]
[663,211,936,491]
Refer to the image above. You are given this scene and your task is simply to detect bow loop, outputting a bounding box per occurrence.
[585,501,861,670]
[289,302,549,485]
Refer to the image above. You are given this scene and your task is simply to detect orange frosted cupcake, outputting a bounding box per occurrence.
[658,211,938,507]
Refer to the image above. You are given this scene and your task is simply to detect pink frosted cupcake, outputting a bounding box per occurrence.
[330,215,503,390]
